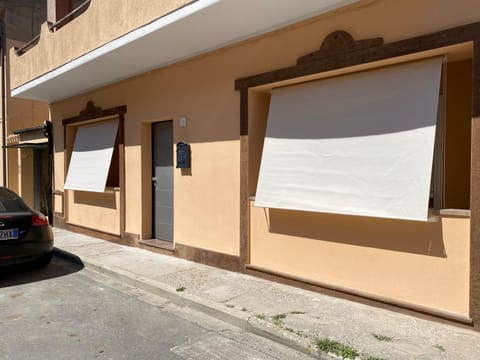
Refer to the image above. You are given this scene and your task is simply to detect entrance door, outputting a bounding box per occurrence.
[152,121,174,241]
[33,147,49,216]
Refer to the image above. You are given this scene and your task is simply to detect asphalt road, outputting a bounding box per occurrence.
[0,255,312,360]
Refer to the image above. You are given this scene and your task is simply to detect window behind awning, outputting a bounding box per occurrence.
[64,119,119,192]
[254,57,443,221]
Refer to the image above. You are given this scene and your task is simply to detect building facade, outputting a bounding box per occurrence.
[9,0,480,329]
[0,0,50,216]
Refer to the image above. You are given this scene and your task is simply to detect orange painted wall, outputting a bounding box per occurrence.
[250,205,470,315]
[43,0,478,311]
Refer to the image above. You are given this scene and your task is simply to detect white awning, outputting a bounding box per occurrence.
[64,119,119,192]
[255,57,443,221]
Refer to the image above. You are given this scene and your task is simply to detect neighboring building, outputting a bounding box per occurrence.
[0,0,84,219]
[8,0,480,329]
[0,0,50,217]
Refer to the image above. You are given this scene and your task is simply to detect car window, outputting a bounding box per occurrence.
[0,189,30,212]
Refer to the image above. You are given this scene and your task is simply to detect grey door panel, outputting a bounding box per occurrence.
[152,121,174,241]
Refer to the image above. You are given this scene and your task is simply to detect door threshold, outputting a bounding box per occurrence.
[139,239,174,251]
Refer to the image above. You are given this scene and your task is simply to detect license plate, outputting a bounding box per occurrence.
[0,229,18,240]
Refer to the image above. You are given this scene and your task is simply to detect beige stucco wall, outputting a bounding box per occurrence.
[53,191,64,218]
[52,68,241,254]
[250,204,470,316]
[6,150,18,193]
[246,58,473,316]
[7,97,49,133]
[45,0,479,299]
[9,0,192,90]
[6,39,49,133]
[19,148,34,207]
[67,190,120,235]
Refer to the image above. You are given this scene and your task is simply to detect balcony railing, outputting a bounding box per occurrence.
[15,0,91,56]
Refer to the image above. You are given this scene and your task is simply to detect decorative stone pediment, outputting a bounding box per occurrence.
[297,31,384,64]
[79,101,103,119]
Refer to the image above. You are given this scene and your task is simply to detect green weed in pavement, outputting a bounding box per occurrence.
[271,313,287,326]
[372,333,394,342]
[255,313,266,320]
[316,338,359,359]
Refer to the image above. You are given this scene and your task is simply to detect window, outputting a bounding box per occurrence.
[255,57,443,221]
[429,92,445,210]
[0,188,30,212]
[64,119,119,192]
[106,132,120,188]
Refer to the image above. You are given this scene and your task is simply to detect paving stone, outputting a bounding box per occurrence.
[53,228,480,360]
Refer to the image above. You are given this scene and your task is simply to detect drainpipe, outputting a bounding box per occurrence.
[44,120,53,225]
[0,19,6,186]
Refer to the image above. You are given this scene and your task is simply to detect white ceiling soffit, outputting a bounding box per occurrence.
[11,0,358,103]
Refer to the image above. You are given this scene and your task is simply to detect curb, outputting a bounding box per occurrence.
[57,247,332,359]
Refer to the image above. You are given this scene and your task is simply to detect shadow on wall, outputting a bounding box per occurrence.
[73,190,117,209]
[266,208,446,258]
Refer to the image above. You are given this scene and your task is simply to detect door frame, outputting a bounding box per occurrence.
[151,120,174,242]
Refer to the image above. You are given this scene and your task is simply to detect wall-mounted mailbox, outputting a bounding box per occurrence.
[176,141,191,169]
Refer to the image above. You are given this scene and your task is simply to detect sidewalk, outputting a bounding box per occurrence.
[53,228,480,360]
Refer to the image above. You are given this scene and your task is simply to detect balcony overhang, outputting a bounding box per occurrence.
[11,0,358,103]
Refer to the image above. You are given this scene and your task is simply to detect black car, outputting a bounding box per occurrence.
[0,187,53,268]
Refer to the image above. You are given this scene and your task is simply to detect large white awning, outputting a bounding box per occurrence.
[64,119,119,192]
[255,57,443,221]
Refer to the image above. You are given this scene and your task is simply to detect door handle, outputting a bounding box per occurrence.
[152,177,158,186]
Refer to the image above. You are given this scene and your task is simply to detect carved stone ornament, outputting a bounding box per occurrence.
[79,101,103,119]
[297,31,384,64]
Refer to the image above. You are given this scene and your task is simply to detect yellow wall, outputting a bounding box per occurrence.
[7,97,48,133]
[6,39,49,134]
[6,150,18,195]
[246,63,473,318]
[52,68,241,254]
[19,148,34,207]
[53,192,63,214]
[45,0,479,307]
[250,204,470,315]
[67,190,120,235]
